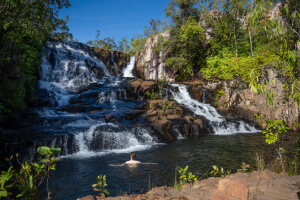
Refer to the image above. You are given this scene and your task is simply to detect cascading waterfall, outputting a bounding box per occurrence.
[39,41,110,106]
[111,52,119,77]
[36,41,158,157]
[123,55,135,77]
[169,84,259,135]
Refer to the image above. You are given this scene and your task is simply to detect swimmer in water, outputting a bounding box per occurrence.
[124,152,141,165]
[110,152,156,167]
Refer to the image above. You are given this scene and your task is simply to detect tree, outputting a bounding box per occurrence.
[118,37,131,53]
[165,0,201,27]
[0,0,72,120]
[86,30,117,50]
[166,18,207,80]
[281,0,300,58]
[224,0,248,57]
[144,18,161,37]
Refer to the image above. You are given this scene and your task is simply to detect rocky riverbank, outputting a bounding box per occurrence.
[78,170,300,200]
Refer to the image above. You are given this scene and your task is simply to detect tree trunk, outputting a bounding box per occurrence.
[249,29,254,58]
[234,22,238,58]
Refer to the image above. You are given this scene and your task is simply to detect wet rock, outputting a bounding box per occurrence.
[91,47,130,77]
[62,105,103,113]
[127,79,157,99]
[151,119,174,142]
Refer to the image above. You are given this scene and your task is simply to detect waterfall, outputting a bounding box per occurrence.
[39,41,111,106]
[169,84,259,135]
[34,41,159,158]
[111,52,119,77]
[123,55,135,77]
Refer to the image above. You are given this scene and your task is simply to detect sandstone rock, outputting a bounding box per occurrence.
[81,170,300,200]
[134,31,175,81]
[151,119,174,141]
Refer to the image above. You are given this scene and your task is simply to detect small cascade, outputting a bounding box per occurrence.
[111,52,119,77]
[75,125,156,153]
[169,84,259,135]
[123,55,135,77]
[39,41,111,106]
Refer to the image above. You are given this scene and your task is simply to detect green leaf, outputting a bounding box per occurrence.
[37,146,50,155]
[0,189,7,197]
[29,175,33,188]
[40,159,49,163]
[51,147,61,154]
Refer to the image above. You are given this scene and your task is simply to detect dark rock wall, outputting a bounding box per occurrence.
[91,47,130,76]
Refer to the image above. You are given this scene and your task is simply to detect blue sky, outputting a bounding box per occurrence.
[59,0,170,43]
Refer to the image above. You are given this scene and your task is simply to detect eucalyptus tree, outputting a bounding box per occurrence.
[281,0,300,58]
[86,30,118,50]
[165,0,201,27]
[144,18,162,37]
[224,0,248,57]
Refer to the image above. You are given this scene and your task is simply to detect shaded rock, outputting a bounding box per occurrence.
[151,119,174,142]
[127,79,157,99]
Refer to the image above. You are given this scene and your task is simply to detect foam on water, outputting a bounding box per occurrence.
[170,84,260,135]
[123,55,135,77]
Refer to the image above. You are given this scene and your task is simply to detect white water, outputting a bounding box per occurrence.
[111,52,119,77]
[170,84,260,135]
[123,55,135,77]
[39,41,111,106]
[38,41,158,158]
[72,124,157,158]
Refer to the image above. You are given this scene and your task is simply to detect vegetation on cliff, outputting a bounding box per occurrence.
[131,0,299,82]
[0,0,72,120]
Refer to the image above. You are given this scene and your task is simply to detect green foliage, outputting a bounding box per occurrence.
[130,34,148,54]
[214,90,225,107]
[144,18,161,37]
[263,119,289,145]
[174,166,197,190]
[165,18,207,81]
[87,30,117,50]
[202,53,281,82]
[165,0,200,27]
[117,37,131,53]
[0,0,72,120]
[0,146,61,199]
[146,89,159,100]
[92,174,109,198]
[161,100,173,114]
[251,151,265,172]
[237,162,251,173]
[210,165,231,178]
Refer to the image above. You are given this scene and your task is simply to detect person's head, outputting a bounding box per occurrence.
[130,152,136,160]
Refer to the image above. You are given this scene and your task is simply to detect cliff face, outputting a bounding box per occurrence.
[134,31,175,81]
[188,69,299,131]
[91,47,130,77]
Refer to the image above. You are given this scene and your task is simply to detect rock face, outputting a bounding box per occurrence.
[188,69,299,131]
[91,47,130,77]
[143,100,206,142]
[79,170,300,200]
[126,79,158,100]
[217,69,299,131]
[134,31,175,81]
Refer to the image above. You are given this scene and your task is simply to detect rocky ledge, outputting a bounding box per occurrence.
[78,170,300,200]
